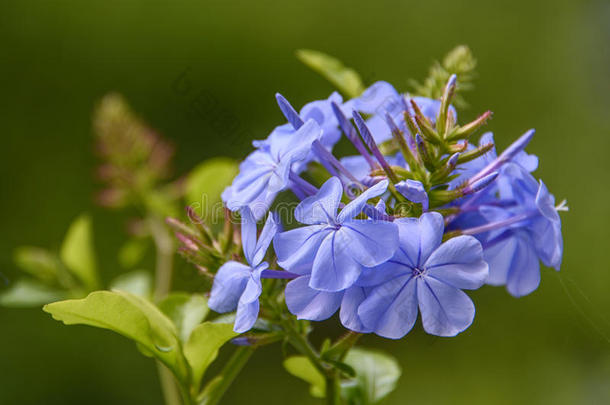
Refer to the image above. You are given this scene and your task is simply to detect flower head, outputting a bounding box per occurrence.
[356,212,488,338]
[274,177,399,292]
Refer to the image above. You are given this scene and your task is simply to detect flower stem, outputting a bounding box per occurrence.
[325,373,341,405]
[199,347,255,405]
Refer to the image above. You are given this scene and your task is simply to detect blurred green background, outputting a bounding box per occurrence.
[1,0,609,404]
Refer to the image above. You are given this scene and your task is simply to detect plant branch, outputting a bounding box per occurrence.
[198,347,255,405]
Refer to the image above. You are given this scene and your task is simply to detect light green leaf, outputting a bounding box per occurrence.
[13,246,59,282]
[296,49,365,99]
[342,347,401,404]
[43,290,190,384]
[118,238,149,269]
[0,279,65,307]
[59,214,99,290]
[185,158,238,221]
[283,356,326,398]
[109,270,152,298]
[184,322,237,388]
[159,292,209,342]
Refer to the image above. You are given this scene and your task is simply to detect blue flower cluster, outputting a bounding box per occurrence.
[211,79,566,337]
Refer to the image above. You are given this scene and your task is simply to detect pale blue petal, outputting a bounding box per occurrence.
[358,274,418,339]
[484,230,541,297]
[274,225,331,274]
[295,177,343,225]
[351,81,399,114]
[340,220,399,267]
[530,216,563,270]
[234,298,260,333]
[396,179,429,210]
[309,231,363,292]
[535,180,559,222]
[285,275,343,321]
[337,179,389,223]
[417,277,475,337]
[340,286,372,333]
[416,212,445,264]
[240,207,258,265]
[208,261,251,313]
[425,235,488,290]
[393,213,444,268]
[251,212,279,266]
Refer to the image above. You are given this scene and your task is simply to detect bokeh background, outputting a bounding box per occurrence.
[1,0,609,404]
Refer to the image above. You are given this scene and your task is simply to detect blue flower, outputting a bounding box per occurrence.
[208,207,278,333]
[355,212,488,338]
[222,119,322,219]
[274,177,399,292]
[476,166,564,297]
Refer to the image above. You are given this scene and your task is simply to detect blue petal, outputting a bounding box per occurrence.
[234,298,260,333]
[530,216,563,270]
[295,177,343,225]
[396,179,428,211]
[350,81,399,114]
[309,230,364,292]
[208,261,251,313]
[358,274,418,339]
[484,230,541,297]
[285,275,343,320]
[393,212,444,268]
[233,268,264,333]
[340,155,374,181]
[272,119,322,163]
[250,212,279,266]
[337,179,389,223]
[417,277,475,337]
[340,286,372,333]
[300,92,343,149]
[535,180,559,222]
[340,220,399,267]
[425,235,488,290]
[240,207,258,266]
[274,225,331,274]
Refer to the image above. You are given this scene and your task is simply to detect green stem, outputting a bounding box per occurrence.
[149,216,185,405]
[325,373,341,405]
[281,317,342,404]
[199,347,255,405]
[157,363,185,405]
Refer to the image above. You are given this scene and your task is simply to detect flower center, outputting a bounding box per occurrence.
[412,267,426,278]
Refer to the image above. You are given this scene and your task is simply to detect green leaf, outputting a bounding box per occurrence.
[159,292,209,342]
[43,290,190,384]
[342,348,401,404]
[185,158,238,221]
[184,322,237,388]
[283,356,326,398]
[109,270,152,298]
[0,279,66,307]
[118,238,149,269]
[296,49,365,99]
[59,214,99,290]
[13,246,59,282]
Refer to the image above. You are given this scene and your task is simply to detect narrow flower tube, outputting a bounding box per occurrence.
[331,102,378,170]
[352,111,399,183]
[463,171,499,195]
[469,129,535,183]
